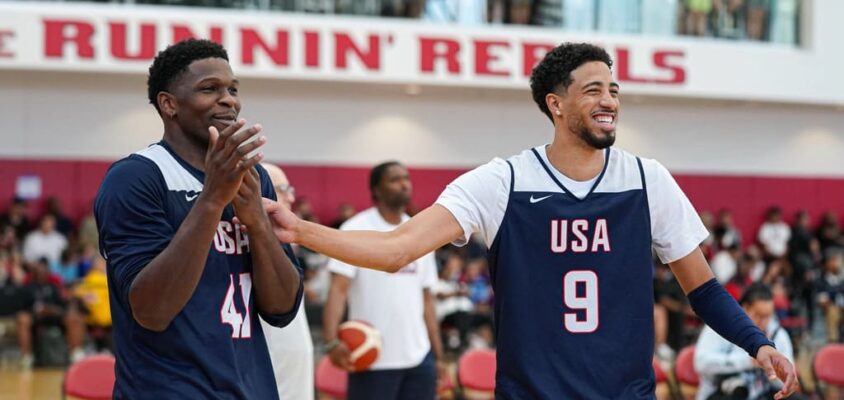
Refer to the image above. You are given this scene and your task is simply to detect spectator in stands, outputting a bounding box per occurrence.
[22,214,67,265]
[712,0,746,39]
[380,0,424,18]
[694,283,795,400]
[16,258,85,368]
[757,206,790,262]
[44,197,74,237]
[684,0,713,36]
[711,243,740,284]
[725,253,755,300]
[487,0,531,24]
[431,248,474,352]
[330,202,356,229]
[73,255,111,352]
[259,162,315,400]
[715,209,742,250]
[50,248,79,286]
[789,210,820,325]
[745,0,770,40]
[0,197,30,242]
[816,211,841,253]
[654,260,694,352]
[0,224,18,253]
[816,248,844,342]
[0,250,27,319]
[323,161,444,400]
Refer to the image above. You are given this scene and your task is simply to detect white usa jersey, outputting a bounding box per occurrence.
[436,145,708,399]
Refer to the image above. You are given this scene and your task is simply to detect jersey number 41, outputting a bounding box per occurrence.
[221,273,253,339]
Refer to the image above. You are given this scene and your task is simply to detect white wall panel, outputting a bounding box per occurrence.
[1,70,842,177]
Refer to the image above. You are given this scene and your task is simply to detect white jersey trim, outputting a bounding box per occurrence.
[135,144,204,193]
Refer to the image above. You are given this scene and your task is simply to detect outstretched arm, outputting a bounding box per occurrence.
[670,248,799,399]
[262,201,464,273]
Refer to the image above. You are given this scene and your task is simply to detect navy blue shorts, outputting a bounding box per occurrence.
[347,351,436,400]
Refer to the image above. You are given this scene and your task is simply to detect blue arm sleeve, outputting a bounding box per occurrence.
[687,278,775,357]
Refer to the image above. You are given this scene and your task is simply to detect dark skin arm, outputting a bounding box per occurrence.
[423,288,448,385]
[128,120,264,332]
[323,273,353,370]
[232,168,301,315]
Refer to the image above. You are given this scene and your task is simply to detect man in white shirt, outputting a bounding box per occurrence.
[758,207,791,261]
[323,161,444,400]
[259,163,314,400]
[695,283,794,400]
[254,42,797,399]
[22,214,67,265]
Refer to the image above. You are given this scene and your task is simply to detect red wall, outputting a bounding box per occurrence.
[2,159,842,244]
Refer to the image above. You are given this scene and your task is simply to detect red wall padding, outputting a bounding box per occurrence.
[1,159,842,244]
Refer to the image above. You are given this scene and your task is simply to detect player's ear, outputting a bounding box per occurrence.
[546,93,563,117]
[158,91,178,119]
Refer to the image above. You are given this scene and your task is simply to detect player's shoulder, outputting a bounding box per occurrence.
[605,148,672,185]
[100,151,164,191]
[458,147,535,185]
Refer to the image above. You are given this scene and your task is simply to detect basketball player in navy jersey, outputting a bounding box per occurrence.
[94,39,303,399]
[252,43,797,399]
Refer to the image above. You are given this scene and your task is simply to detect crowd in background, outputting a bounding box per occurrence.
[0,197,110,369]
[2,194,842,394]
[63,0,801,45]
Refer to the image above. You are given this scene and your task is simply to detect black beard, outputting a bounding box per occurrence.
[577,127,616,149]
[568,116,615,149]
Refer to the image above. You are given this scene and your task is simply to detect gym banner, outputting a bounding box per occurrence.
[0,2,832,104]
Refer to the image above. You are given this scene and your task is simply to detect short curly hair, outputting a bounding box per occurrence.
[529,43,613,122]
[369,161,403,202]
[147,39,229,114]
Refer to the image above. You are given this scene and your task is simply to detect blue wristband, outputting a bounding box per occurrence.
[687,278,774,357]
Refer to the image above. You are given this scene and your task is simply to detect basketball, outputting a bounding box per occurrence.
[338,320,382,371]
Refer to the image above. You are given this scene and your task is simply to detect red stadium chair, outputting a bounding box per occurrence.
[62,354,115,400]
[457,349,496,400]
[653,357,668,383]
[315,355,348,400]
[674,346,699,400]
[813,343,844,400]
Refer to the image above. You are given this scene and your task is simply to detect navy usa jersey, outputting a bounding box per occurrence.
[94,141,303,400]
[437,146,707,399]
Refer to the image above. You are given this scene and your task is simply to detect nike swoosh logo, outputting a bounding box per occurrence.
[185,193,199,202]
[529,194,552,204]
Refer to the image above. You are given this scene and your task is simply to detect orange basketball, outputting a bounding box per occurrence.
[338,320,382,371]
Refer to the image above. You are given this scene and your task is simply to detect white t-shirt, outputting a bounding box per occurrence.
[757,221,791,258]
[436,145,708,264]
[23,230,68,264]
[327,207,438,370]
[261,305,313,400]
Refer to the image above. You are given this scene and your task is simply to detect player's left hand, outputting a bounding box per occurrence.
[232,168,266,227]
[755,345,799,399]
[436,360,450,390]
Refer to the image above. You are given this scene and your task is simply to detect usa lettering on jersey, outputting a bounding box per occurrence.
[213,221,250,255]
[550,218,611,253]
